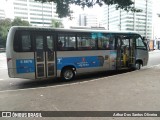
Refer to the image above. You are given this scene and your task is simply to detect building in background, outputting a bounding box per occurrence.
[103,0,153,39]
[0,0,6,19]
[77,14,101,27]
[0,9,5,19]
[62,5,103,28]
[5,0,59,26]
[78,14,86,26]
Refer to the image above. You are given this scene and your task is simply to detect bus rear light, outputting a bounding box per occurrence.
[7,58,12,62]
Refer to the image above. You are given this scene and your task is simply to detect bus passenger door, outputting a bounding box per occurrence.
[35,34,55,79]
[116,37,122,70]
[45,35,55,78]
[116,35,137,69]
[128,38,136,67]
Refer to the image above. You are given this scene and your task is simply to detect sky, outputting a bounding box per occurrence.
[0,0,14,19]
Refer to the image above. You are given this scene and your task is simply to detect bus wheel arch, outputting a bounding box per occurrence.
[135,59,143,70]
[61,66,76,81]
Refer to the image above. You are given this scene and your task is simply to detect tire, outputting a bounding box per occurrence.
[61,68,75,81]
[135,62,142,70]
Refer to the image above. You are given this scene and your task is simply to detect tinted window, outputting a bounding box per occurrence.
[98,33,115,50]
[22,34,31,51]
[58,34,76,51]
[36,35,43,50]
[136,36,147,50]
[14,31,32,52]
[77,33,97,50]
[47,35,53,50]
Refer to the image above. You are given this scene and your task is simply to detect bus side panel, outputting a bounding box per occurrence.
[109,50,117,70]
[56,50,117,77]
[136,49,149,66]
[6,27,15,78]
[9,52,35,79]
[6,27,36,79]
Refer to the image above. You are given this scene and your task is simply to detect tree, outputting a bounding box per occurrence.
[0,18,12,47]
[12,17,30,26]
[51,19,64,28]
[0,18,30,48]
[35,0,141,18]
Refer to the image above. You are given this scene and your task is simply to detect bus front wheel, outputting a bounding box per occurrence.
[135,61,142,70]
[61,67,75,81]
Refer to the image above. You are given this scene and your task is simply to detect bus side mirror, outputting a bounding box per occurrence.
[142,37,146,41]
[142,37,149,51]
[142,37,148,43]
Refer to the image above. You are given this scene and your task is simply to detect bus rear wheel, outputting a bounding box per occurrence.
[61,67,75,81]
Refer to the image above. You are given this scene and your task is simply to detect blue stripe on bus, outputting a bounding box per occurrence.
[16,59,35,74]
[57,56,104,70]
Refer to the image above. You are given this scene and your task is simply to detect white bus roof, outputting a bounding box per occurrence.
[10,26,139,34]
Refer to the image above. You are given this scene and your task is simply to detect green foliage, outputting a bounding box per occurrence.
[35,0,142,18]
[0,18,30,48]
[0,18,12,48]
[12,17,30,26]
[51,19,64,28]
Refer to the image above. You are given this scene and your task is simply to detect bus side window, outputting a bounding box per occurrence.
[136,36,147,50]
[77,33,97,50]
[108,38,115,50]
[58,34,76,51]
[47,35,54,51]
[98,33,115,50]
[58,40,63,50]
[21,34,32,51]
[14,31,20,52]
[36,35,43,50]
[14,31,32,52]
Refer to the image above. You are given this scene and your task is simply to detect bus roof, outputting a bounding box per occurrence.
[10,26,139,35]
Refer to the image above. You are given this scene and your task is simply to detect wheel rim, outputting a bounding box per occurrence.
[135,62,141,70]
[63,69,73,80]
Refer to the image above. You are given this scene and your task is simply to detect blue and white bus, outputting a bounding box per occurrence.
[6,26,149,81]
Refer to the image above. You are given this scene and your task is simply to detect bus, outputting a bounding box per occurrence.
[6,26,149,81]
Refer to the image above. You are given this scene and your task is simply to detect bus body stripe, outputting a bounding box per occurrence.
[57,56,104,70]
[16,59,35,74]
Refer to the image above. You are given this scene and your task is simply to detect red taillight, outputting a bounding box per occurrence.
[7,58,12,62]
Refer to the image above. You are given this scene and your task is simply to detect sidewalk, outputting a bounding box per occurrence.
[149,49,160,53]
